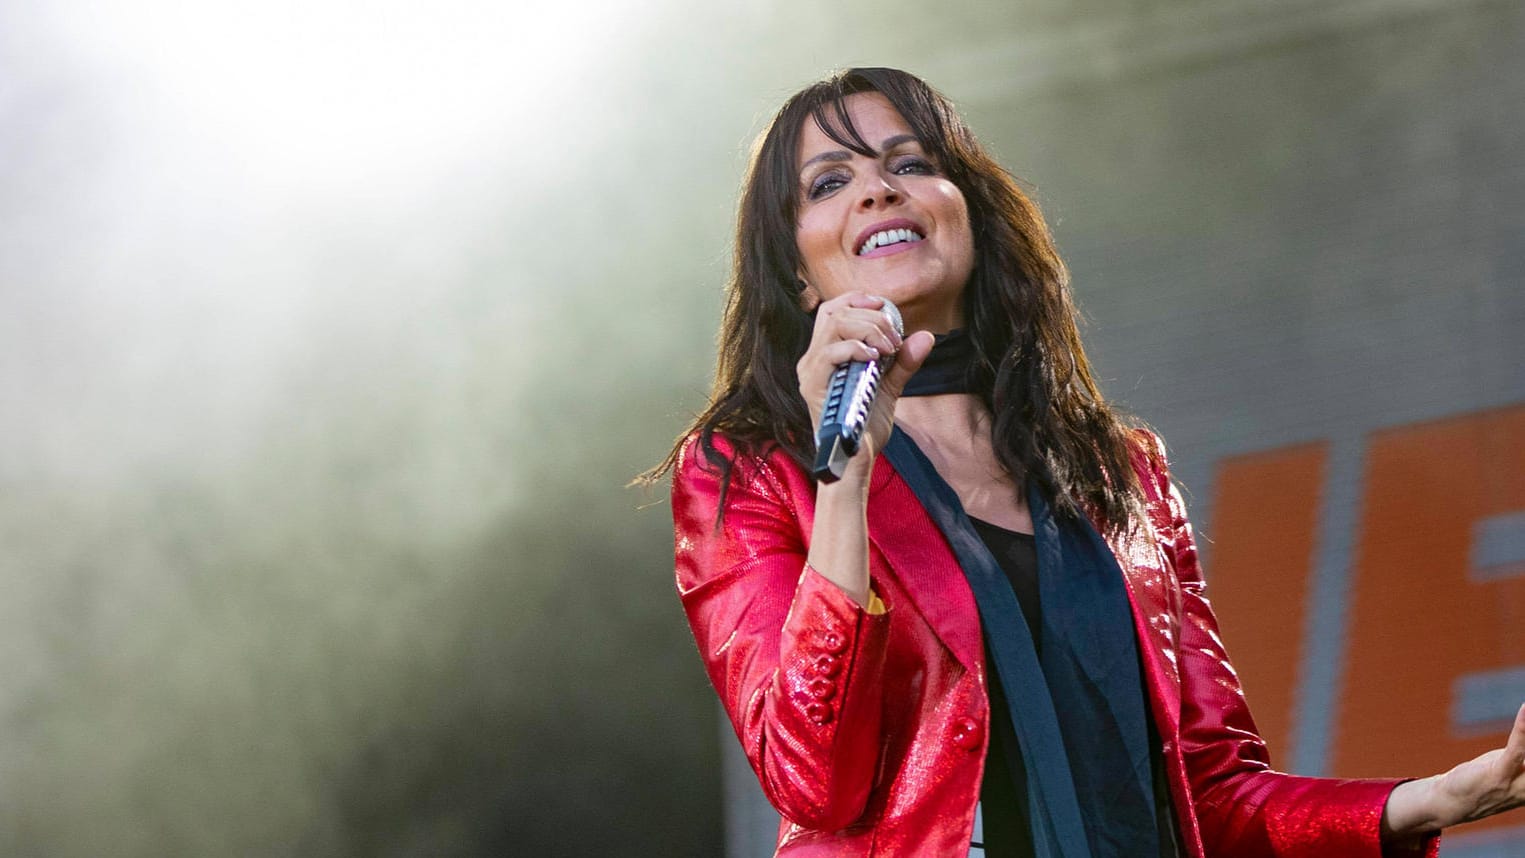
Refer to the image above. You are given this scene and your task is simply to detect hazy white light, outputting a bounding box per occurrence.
[43,0,636,194]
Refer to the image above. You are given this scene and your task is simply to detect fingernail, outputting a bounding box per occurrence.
[867,347,880,359]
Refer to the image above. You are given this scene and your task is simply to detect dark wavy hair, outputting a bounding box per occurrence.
[644,67,1146,533]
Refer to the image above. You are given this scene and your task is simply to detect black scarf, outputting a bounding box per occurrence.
[901,328,977,396]
[883,330,1165,857]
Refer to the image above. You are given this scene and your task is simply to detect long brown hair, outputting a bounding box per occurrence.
[644,67,1146,533]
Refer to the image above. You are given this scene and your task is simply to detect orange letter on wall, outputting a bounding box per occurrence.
[1207,442,1327,763]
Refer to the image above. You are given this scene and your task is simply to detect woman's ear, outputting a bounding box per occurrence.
[797,276,820,312]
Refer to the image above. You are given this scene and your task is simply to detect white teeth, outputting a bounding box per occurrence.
[858,228,925,255]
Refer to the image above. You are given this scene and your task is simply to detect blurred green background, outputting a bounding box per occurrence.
[3,1,1523,855]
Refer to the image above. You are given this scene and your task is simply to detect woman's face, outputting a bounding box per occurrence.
[794,92,975,334]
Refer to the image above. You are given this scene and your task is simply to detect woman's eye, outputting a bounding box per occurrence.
[892,156,935,175]
[807,174,847,199]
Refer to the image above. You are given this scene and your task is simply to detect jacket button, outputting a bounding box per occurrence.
[818,630,848,654]
[805,702,833,725]
[951,717,983,751]
[809,654,841,678]
[807,678,836,701]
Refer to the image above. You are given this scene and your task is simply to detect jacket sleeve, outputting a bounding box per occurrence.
[1134,431,1439,858]
[671,437,890,831]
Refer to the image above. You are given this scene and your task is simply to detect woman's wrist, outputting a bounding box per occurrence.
[808,460,874,608]
[815,454,875,500]
[1381,776,1442,841]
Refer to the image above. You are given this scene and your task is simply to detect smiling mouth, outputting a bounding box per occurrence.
[858,227,925,256]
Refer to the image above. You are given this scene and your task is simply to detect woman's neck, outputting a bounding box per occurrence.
[893,393,987,447]
[894,394,1033,533]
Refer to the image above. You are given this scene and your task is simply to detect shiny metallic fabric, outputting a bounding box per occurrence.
[672,432,1439,858]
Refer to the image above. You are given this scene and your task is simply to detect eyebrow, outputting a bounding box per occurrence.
[800,134,921,171]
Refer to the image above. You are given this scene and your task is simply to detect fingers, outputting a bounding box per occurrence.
[881,330,935,395]
[811,292,904,356]
[813,338,883,367]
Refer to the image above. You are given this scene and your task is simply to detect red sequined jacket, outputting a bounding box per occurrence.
[671,431,1441,857]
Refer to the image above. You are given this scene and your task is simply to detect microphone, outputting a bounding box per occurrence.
[812,299,904,483]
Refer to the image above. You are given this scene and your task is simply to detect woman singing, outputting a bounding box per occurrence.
[647,67,1525,856]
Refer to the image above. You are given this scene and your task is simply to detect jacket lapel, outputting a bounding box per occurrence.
[862,430,1185,739]
[864,450,984,675]
[1104,520,1183,740]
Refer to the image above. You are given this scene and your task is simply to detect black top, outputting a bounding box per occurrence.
[969,519,1041,857]
[969,517,1041,655]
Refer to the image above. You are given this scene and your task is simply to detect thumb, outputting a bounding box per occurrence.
[882,330,935,397]
[1501,702,1525,775]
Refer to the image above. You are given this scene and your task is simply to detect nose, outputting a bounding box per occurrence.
[858,173,902,209]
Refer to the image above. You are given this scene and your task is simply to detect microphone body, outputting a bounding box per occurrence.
[811,299,904,483]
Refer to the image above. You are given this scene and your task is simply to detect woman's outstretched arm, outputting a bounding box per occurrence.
[1136,430,1525,853]
[1135,432,1440,858]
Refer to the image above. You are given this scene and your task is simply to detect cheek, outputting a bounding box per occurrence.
[940,189,976,270]
[954,221,975,266]
[795,212,840,274]
[935,184,970,225]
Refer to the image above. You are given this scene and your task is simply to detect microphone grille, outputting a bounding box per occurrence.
[879,298,904,337]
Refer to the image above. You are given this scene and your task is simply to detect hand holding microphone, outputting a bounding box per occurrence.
[797,293,934,484]
[812,299,903,482]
